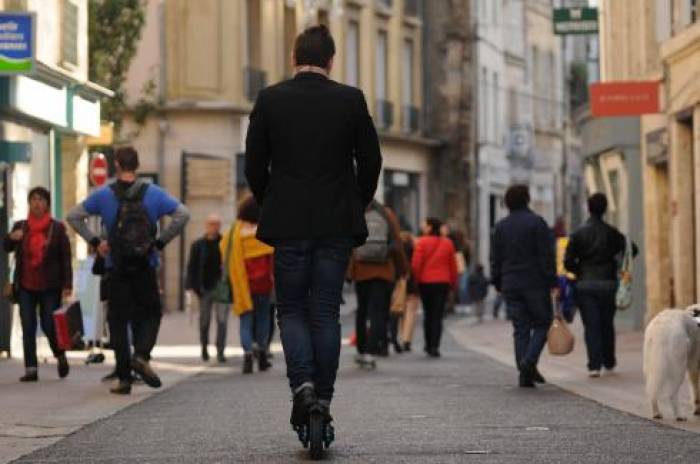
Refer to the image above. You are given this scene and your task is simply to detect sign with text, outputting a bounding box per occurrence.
[0,12,35,75]
[553,7,598,35]
[590,81,660,117]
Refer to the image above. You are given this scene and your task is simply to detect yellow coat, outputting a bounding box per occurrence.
[220,221,274,316]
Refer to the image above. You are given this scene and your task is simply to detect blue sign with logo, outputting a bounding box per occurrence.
[0,12,35,74]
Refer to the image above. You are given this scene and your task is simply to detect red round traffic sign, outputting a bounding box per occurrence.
[89,153,109,187]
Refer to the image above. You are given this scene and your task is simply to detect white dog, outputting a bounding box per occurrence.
[643,305,700,421]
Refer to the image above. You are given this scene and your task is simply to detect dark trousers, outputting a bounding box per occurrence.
[198,290,229,355]
[419,283,450,352]
[274,238,352,401]
[18,288,63,368]
[505,289,553,367]
[575,282,618,371]
[107,267,162,382]
[355,279,393,355]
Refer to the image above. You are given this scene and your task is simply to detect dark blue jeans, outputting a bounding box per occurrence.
[504,289,553,368]
[18,288,63,368]
[274,237,352,402]
[575,281,617,371]
[239,293,271,353]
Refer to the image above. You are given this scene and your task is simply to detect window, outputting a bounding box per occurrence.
[693,0,698,23]
[508,87,518,126]
[62,0,79,67]
[284,5,297,78]
[376,30,388,101]
[346,20,360,87]
[493,72,499,143]
[402,39,414,107]
[481,67,488,141]
[246,0,262,69]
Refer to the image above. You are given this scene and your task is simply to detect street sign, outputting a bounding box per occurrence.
[89,153,109,187]
[0,12,35,75]
[553,7,598,35]
[590,81,660,117]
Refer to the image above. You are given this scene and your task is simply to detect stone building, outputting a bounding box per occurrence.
[123,0,437,312]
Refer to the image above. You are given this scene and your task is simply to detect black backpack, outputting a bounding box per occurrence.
[109,183,156,267]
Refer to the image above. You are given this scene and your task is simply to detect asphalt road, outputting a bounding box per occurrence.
[12,317,700,464]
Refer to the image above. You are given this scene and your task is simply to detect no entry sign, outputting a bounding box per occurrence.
[89,153,109,187]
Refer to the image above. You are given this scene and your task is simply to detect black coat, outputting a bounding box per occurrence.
[245,72,382,246]
[185,236,222,295]
[490,208,556,293]
[564,216,637,282]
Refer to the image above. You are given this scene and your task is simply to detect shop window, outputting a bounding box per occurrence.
[62,0,79,67]
[384,170,420,233]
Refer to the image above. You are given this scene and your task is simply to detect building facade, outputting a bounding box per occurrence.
[124,0,437,312]
[0,0,110,354]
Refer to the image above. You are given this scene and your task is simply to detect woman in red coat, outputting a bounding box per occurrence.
[411,218,458,358]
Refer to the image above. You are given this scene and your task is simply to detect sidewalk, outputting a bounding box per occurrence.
[0,310,282,464]
[446,313,700,434]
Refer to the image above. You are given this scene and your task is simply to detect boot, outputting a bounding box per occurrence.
[519,361,536,388]
[290,384,317,427]
[201,345,210,362]
[242,353,254,374]
[258,350,271,371]
[57,354,70,378]
[110,380,132,395]
[131,355,162,388]
[392,340,403,354]
[20,367,38,382]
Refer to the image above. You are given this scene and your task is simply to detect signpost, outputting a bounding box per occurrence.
[89,153,109,187]
[553,7,598,35]
[0,12,35,75]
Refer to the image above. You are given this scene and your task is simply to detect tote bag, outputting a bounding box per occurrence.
[615,235,633,311]
[548,316,575,356]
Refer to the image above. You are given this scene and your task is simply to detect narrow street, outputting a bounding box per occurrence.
[11,314,700,464]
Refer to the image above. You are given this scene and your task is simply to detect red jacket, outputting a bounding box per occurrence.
[411,236,458,287]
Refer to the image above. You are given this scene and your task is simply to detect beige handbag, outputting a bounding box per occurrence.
[547,316,575,356]
[390,278,408,315]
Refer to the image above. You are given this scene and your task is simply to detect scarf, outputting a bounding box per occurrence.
[26,213,52,269]
[221,221,274,316]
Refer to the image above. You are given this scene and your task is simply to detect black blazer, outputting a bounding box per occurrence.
[245,72,382,246]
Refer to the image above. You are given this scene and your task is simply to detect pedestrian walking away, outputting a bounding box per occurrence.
[220,195,274,375]
[3,187,72,382]
[186,213,228,364]
[399,231,421,352]
[348,200,409,368]
[244,24,381,458]
[67,146,190,395]
[412,218,458,358]
[490,185,556,388]
[468,264,489,324]
[564,193,638,378]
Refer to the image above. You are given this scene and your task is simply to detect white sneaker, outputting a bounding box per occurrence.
[588,370,601,378]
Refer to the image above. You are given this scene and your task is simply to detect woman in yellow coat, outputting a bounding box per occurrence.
[221,195,274,374]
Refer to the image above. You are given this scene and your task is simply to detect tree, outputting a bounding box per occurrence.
[88,0,147,135]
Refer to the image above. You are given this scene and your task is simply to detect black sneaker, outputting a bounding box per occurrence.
[201,346,210,362]
[57,354,70,379]
[131,356,162,388]
[217,353,227,364]
[242,353,254,374]
[392,341,403,354]
[519,362,536,388]
[402,342,412,352]
[110,380,132,395]
[20,370,38,382]
[290,385,317,427]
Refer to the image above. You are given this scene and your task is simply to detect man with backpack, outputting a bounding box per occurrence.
[348,200,408,367]
[67,147,190,394]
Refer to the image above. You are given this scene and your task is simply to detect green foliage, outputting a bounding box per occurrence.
[569,61,589,111]
[88,0,147,133]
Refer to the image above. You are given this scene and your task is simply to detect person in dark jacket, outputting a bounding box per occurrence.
[564,193,637,378]
[3,187,72,382]
[490,185,556,387]
[186,214,227,363]
[245,25,382,432]
[468,264,489,323]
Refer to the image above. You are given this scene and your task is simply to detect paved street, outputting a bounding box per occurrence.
[11,316,700,464]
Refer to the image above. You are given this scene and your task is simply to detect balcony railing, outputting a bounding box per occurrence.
[376,99,394,130]
[404,0,420,18]
[244,67,268,102]
[401,105,420,134]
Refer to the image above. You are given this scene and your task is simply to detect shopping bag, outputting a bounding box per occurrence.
[547,316,574,356]
[54,301,85,351]
[390,278,408,315]
[616,235,634,311]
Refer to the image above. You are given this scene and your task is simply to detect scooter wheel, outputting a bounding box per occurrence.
[309,412,324,460]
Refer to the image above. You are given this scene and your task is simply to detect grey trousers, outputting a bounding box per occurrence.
[198,291,229,355]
